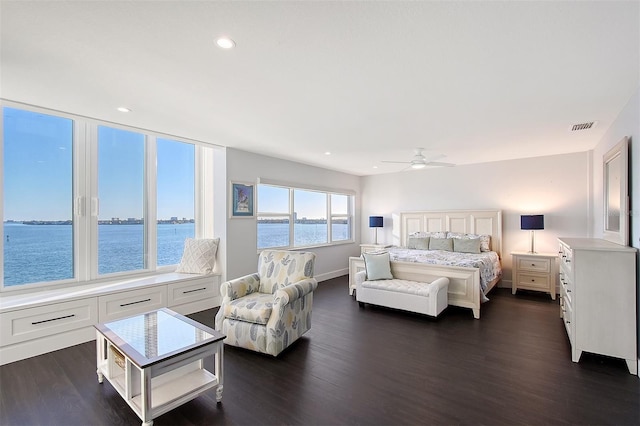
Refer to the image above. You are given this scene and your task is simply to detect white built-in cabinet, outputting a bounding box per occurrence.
[0,273,221,366]
[558,238,637,375]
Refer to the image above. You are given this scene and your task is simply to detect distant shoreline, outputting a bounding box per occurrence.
[4,220,195,226]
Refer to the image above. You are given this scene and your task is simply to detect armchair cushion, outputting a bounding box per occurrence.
[258,250,315,294]
[223,292,274,325]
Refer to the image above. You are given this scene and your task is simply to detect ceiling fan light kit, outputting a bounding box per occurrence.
[382,148,455,170]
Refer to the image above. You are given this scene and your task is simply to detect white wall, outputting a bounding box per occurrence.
[223,148,361,282]
[360,152,590,285]
[590,87,639,360]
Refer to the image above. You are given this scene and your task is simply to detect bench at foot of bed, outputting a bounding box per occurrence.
[355,270,449,318]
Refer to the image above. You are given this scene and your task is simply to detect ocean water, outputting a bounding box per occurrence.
[3,222,350,286]
[3,223,194,286]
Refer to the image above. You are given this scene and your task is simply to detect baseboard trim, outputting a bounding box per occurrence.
[316,268,348,283]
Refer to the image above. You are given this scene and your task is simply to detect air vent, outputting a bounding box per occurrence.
[570,121,597,131]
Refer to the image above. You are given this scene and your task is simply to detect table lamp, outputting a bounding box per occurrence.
[521,214,544,253]
[369,216,383,244]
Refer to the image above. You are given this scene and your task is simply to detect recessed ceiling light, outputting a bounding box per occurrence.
[117,107,131,113]
[216,37,236,49]
[373,166,378,169]
[325,151,331,155]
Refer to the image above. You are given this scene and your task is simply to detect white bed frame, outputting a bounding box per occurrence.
[349,209,502,319]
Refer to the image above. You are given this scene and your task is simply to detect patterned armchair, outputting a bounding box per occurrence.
[215,250,317,356]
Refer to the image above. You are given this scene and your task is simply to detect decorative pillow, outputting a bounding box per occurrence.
[363,251,393,280]
[447,232,491,252]
[410,231,446,239]
[176,238,220,274]
[429,237,454,252]
[453,238,481,254]
[407,237,430,250]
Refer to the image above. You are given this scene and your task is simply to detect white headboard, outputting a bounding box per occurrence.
[399,210,503,258]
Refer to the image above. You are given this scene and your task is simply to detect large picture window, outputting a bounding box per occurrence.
[97,126,146,274]
[1,105,203,289]
[2,108,74,286]
[156,138,195,266]
[257,183,353,250]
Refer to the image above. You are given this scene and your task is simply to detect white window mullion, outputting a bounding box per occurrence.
[73,121,90,282]
[289,188,295,247]
[327,193,332,242]
[146,135,157,270]
[88,123,99,280]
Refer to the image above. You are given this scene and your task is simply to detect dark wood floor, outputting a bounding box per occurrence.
[1,276,639,425]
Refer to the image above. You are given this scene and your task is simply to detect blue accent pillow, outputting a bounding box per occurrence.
[363,251,393,280]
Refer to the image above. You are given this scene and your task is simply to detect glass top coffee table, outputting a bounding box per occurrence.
[95,308,225,426]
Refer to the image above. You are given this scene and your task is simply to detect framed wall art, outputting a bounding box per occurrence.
[230,181,255,218]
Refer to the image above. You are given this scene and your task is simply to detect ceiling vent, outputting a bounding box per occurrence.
[570,121,597,131]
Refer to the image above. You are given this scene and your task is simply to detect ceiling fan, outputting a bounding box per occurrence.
[382,148,455,170]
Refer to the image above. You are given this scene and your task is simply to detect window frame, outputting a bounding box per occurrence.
[256,180,354,251]
[1,102,206,292]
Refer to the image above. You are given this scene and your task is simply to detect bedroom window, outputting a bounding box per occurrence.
[257,182,354,250]
[97,126,146,274]
[2,107,75,286]
[1,104,204,290]
[156,138,195,266]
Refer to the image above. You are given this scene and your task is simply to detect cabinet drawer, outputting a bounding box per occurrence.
[562,297,574,344]
[516,273,549,289]
[168,278,219,307]
[0,298,98,345]
[99,286,167,322]
[517,257,551,273]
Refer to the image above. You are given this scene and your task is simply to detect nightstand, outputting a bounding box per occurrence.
[360,244,392,255]
[511,252,557,300]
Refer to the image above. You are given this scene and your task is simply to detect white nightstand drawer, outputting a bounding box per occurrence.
[516,273,550,290]
[517,257,551,273]
[99,286,167,322]
[0,298,98,345]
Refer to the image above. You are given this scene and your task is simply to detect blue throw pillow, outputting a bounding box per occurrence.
[363,251,393,280]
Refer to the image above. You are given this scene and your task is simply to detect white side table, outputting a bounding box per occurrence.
[360,244,392,255]
[511,252,557,300]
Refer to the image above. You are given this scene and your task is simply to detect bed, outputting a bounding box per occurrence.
[349,209,503,319]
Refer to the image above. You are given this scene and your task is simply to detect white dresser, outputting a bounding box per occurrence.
[558,237,637,375]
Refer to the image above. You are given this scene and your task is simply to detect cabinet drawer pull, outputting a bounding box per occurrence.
[32,314,75,325]
[120,298,151,307]
[183,287,207,294]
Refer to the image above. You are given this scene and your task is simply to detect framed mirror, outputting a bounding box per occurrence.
[603,136,629,246]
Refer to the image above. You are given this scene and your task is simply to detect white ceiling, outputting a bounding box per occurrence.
[1,1,639,176]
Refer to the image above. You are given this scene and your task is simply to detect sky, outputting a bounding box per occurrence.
[3,107,194,221]
[257,185,348,219]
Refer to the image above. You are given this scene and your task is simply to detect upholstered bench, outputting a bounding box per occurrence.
[355,270,449,317]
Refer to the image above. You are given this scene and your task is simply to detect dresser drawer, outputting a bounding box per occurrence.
[562,297,574,345]
[0,298,98,345]
[168,278,218,307]
[98,286,167,322]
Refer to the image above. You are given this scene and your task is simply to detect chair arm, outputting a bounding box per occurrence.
[220,273,261,301]
[274,278,318,306]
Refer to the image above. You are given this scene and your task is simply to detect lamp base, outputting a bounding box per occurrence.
[529,230,536,254]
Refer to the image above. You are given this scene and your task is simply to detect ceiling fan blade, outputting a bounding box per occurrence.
[426,161,456,167]
[381,160,411,164]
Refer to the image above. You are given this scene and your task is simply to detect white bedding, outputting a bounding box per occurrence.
[387,247,502,297]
